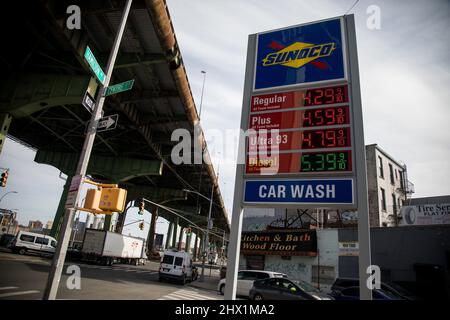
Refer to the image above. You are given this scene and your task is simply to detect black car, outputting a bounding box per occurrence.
[331,278,418,300]
[249,277,333,300]
[331,286,402,300]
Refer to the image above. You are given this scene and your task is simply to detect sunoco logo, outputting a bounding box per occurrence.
[262,41,336,69]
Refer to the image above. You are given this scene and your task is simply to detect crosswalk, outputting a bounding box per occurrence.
[0,286,40,299]
[158,288,222,300]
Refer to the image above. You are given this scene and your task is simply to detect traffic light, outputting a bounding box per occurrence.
[139,221,144,230]
[0,170,8,187]
[137,199,145,215]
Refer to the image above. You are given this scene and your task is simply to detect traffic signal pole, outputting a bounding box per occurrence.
[42,0,133,300]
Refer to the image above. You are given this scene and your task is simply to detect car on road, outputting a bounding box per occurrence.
[217,270,287,298]
[11,231,57,256]
[330,286,402,300]
[249,277,333,300]
[331,277,417,300]
[159,249,194,285]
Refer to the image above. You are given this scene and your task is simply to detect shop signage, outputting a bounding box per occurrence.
[240,230,317,256]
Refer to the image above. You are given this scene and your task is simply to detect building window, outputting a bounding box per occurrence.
[399,171,405,189]
[392,194,397,215]
[378,156,384,179]
[389,164,394,185]
[395,169,398,180]
[380,188,386,211]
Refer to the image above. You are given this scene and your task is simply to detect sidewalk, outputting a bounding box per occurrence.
[188,265,221,293]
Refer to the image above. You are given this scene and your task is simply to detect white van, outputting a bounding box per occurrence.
[159,249,193,285]
[11,231,57,255]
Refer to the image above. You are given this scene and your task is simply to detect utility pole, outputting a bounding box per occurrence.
[42,0,133,300]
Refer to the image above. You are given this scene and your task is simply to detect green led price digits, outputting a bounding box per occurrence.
[300,152,349,172]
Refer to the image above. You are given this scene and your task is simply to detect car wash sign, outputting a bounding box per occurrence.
[240,16,362,209]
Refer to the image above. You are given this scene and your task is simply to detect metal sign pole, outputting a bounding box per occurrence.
[224,34,256,300]
[42,0,133,300]
[345,14,373,300]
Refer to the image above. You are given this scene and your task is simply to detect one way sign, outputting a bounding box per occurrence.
[97,114,118,132]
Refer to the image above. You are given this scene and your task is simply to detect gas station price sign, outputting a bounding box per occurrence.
[249,106,350,130]
[229,16,372,301]
[246,82,353,176]
[250,84,348,112]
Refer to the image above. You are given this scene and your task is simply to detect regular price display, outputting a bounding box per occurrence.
[300,151,351,172]
[301,128,350,149]
[250,84,348,112]
[303,85,348,106]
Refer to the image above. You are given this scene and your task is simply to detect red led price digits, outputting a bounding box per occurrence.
[303,85,348,106]
[302,106,349,127]
[301,128,350,149]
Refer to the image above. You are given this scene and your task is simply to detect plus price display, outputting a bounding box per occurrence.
[246,84,353,175]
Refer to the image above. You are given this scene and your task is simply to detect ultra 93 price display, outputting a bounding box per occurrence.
[301,151,351,172]
[301,127,350,149]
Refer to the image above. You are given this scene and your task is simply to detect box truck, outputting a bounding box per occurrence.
[81,229,146,266]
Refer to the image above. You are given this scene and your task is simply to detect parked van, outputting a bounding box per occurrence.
[11,231,57,256]
[158,249,193,285]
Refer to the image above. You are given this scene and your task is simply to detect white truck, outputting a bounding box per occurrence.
[81,229,146,266]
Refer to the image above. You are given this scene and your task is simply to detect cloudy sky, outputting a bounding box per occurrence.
[0,0,449,239]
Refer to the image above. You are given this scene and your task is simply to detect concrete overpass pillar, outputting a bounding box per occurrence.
[147,206,158,256]
[185,232,191,253]
[177,227,184,251]
[50,174,72,239]
[193,233,199,261]
[103,215,112,231]
[172,218,178,248]
[165,221,173,249]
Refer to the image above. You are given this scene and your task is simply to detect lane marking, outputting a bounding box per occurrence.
[0,290,40,298]
[0,287,18,290]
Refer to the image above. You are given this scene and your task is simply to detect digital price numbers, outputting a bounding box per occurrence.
[300,151,350,172]
[247,84,352,174]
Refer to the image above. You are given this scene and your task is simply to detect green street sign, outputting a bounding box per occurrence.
[104,79,134,97]
[84,46,105,84]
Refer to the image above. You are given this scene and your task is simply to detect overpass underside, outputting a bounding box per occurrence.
[0,0,229,254]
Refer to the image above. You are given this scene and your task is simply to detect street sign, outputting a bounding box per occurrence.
[84,46,105,84]
[97,114,118,132]
[82,91,95,113]
[65,175,83,209]
[104,79,134,97]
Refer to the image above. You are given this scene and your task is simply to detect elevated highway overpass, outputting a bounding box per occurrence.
[0,0,230,255]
